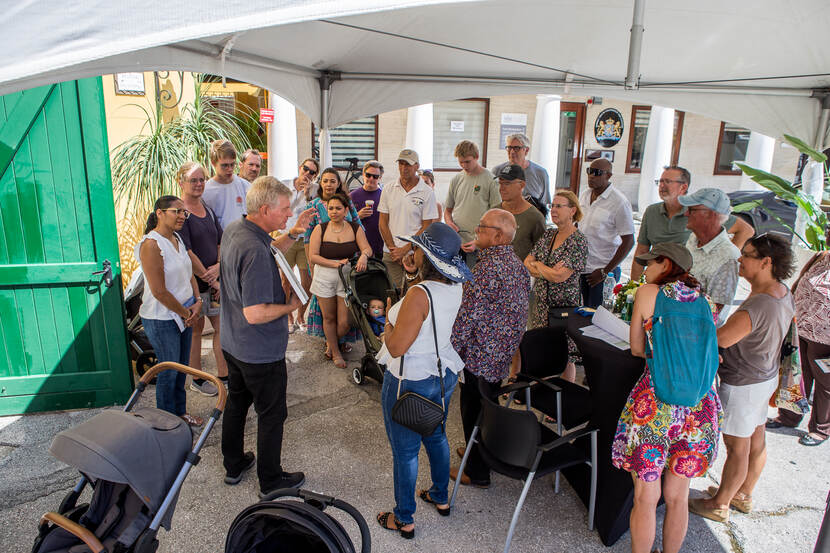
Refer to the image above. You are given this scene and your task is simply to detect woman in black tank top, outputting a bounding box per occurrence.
[308,193,373,368]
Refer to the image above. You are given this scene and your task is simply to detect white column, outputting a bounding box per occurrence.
[318,128,333,169]
[530,94,560,195]
[637,105,674,212]
[405,104,434,170]
[739,132,775,191]
[267,91,298,180]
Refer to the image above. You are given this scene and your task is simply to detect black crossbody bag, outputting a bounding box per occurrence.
[390,285,446,437]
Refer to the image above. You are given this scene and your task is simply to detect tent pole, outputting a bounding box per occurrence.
[624,0,646,90]
[319,71,340,129]
[814,94,830,150]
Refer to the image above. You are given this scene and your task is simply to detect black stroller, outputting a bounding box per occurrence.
[338,255,399,385]
[123,269,157,378]
[32,363,226,553]
[225,488,370,553]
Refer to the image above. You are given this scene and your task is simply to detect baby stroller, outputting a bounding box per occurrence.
[123,269,157,378]
[32,363,226,553]
[225,488,370,553]
[338,255,399,385]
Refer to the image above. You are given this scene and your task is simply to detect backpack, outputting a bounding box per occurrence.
[647,290,719,407]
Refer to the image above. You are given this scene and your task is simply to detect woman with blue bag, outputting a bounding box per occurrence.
[611,243,722,553]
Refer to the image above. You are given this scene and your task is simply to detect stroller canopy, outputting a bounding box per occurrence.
[50,407,191,529]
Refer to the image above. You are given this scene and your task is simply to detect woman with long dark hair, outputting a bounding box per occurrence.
[136,195,203,425]
[612,243,722,553]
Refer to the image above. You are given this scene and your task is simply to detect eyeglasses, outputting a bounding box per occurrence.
[187,178,205,184]
[505,145,526,152]
[740,248,763,259]
[364,172,380,179]
[654,178,686,186]
[550,203,571,209]
[586,167,609,176]
[475,223,500,231]
[301,165,318,176]
[162,208,190,218]
[685,207,708,213]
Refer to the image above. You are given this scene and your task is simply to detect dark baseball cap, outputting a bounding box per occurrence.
[634,242,693,272]
[496,164,525,181]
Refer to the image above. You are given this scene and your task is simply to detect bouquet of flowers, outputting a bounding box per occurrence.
[612,279,644,313]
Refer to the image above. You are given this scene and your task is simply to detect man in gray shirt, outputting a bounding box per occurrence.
[491,133,551,211]
[220,176,312,497]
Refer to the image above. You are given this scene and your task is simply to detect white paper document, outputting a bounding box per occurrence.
[580,306,631,350]
[271,245,310,305]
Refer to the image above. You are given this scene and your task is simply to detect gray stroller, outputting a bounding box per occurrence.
[32,362,226,553]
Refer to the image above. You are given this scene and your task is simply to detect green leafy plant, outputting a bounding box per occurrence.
[111,79,254,216]
[735,134,828,251]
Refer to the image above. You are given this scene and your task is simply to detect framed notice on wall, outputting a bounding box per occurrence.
[114,73,146,96]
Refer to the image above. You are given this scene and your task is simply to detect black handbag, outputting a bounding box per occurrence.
[547,305,576,331]
[390,286,446,437]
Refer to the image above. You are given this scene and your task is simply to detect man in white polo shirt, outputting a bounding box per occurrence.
[378,149,439,290]
[579,158,635,308]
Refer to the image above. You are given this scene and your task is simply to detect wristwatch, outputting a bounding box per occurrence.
[599,268,608,279]
[287,230,302,241]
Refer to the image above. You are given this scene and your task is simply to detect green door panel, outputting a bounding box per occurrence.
[0,78,132,415]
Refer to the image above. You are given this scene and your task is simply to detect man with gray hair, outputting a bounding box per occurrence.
[491,133,551,210]
[219,176,313,497]
[680,188,741,326]
[450,208,530,488]
[238,149,263,182]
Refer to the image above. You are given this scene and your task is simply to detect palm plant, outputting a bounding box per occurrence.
[735,134,828,251]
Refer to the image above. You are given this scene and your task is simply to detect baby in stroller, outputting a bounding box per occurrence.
[366,297,386,337]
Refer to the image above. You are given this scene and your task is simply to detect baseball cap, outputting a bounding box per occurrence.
[496,164,526,181]
[396,149,419,165]
[634,242,693,272]
[677,188,731,214]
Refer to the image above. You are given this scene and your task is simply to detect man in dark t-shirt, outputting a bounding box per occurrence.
[350,160,384,258]
[219,176,312,498]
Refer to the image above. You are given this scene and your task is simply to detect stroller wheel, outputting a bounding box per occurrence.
[352,367,364,385]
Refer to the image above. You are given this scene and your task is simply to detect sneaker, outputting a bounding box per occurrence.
[258,471,306,499]
[224,452,256,485]
[190,379,218,397]
[288,323,297,334]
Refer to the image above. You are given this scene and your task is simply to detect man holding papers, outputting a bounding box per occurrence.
[218,176,313,497]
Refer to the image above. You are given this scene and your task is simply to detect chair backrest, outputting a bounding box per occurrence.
[479,390,541,470]
[518,327,568,378]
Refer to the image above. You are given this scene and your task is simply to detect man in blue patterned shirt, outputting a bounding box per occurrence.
[450,209,530,488]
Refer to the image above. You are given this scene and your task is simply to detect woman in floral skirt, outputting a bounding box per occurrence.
[611,243,722,553]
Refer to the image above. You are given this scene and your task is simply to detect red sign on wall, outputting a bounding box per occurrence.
[259,108,275,123]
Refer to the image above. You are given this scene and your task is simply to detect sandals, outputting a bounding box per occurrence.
[707,485,752,513]
[340,343,353,354]
[688,497,729,523]
[333,357,347,369]
[181,413,204,427]
[418,490,450,516]
[799,433,827,446]
[377,511,414,539]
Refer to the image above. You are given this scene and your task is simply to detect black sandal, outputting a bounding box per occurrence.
[377,511,414,539]
[418,490,450,516]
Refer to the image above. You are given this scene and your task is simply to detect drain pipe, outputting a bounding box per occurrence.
[813,93,830,151]
[624,0,646,90]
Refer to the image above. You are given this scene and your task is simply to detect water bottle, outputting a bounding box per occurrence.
[621,294,635,322]
[601,273,616,310]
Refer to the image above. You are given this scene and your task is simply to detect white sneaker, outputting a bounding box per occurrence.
[190,379,218,397]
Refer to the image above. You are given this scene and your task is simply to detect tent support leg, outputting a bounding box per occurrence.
[813,94,830,151]
[624,0,646,90]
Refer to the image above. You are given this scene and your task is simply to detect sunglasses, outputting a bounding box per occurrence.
[586,167,609,176]
[364,172,381,179]
[301,165,318,176]
[505,145,526,152]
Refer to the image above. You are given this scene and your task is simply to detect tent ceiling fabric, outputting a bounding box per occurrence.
[3,0,829,139]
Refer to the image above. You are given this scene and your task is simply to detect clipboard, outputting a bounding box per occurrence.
[270,244,310,305]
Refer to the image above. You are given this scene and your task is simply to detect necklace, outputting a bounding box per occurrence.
[330,221,346,233]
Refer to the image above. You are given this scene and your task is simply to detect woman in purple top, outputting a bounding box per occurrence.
[177,162,227,395]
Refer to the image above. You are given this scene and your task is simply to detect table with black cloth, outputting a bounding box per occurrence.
[561,314,645,546]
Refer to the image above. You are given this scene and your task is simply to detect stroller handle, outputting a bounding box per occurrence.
[40,512,106,553]
[141,362,227,411]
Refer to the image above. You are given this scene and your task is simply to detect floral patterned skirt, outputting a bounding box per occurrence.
[611,368,723,482]
[305,294,361,343]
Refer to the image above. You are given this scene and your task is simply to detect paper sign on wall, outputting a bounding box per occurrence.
[501,113,527,126]
[450,120,465,132]
[259,108,275,123]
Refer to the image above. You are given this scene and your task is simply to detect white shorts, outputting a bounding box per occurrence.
[718,377,778,438]
[310,264,347,298]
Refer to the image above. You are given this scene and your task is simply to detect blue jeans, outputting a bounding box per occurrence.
[381,369,459,525]
[142,318,192,416]
[580,266,621,308]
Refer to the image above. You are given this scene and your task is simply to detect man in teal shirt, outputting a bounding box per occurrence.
[630,166,753,281]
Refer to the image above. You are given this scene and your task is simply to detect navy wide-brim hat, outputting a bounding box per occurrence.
[397,222,472,283]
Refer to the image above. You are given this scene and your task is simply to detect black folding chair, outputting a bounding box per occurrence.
[450,381,597,553]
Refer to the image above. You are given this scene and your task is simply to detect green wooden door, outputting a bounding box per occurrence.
[0,77,132,415]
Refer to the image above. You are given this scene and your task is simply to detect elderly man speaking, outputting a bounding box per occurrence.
[450,208,530,488]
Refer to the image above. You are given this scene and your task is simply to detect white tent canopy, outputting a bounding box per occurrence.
[3,0,830,142]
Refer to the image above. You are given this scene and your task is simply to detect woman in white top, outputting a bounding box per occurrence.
[376,222,472,540]
[136,195,202,425]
